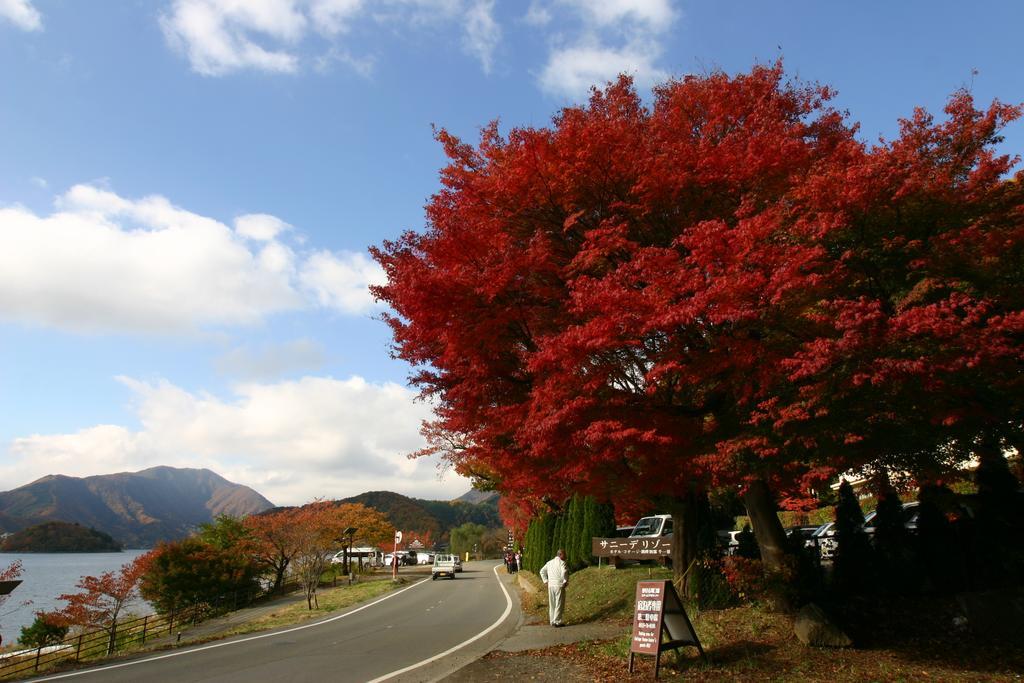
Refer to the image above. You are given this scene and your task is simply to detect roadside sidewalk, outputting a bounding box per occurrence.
[441,570,623,682]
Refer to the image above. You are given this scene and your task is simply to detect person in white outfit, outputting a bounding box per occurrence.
[539,548,569,626]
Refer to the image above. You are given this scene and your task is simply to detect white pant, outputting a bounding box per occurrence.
[547,584,565,625]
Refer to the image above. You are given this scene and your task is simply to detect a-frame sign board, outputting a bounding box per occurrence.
[628,580,706,679]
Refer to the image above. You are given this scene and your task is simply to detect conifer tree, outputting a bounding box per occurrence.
[578,496,596,567]
[523,517,537,572]
[871,485,907,594]
[540,513,556,570]
[833,480,872,594]
[595,501,616,538]
[552,510,566,561]
[565,495,584,569]
[916,484,962,592]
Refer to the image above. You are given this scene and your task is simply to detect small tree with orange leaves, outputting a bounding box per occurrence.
[54,555,148,655]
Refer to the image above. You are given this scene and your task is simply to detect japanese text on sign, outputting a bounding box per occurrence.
[630,582,666,655]
[591,536,672,558]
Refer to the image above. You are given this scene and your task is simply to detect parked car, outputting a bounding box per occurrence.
[453,555,463,572]
[786,526,821,542]
[383,551,415,567]
[614,525,635,538]
[863,501,921,533]
[629,514,673,537]
[717,530,741,555]
[432,554,457,580]
[807,522,837,559]
[807,504,923,560]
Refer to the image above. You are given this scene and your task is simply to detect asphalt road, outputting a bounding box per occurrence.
[33,561,518,683]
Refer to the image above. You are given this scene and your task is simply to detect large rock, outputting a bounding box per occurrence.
[956,589,1024,644]
[794,603,853,648]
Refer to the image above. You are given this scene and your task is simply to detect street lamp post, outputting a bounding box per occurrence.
[341,526,357,576]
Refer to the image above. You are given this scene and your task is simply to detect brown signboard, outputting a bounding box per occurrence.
[630,581,665,655]
[628,579,705,679]
[592,536,671,559]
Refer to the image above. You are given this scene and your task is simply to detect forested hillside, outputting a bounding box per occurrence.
[340,491,501,540]
[0,521,123,552]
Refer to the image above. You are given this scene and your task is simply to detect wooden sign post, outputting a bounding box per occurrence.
[628,580,706,679]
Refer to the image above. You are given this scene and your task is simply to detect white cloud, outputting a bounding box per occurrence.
[314,46,375,77]
[558,0,675,30]
[533,0,678,99]
[523,1,551,27]
[539,41,667,98]
[29,176,47,189]
[3,375,468,505]
[0,183,381,333]
[235,213,291,241]
[160,0,303,76]
[161,0,502,76]
[0,0,41,31]
[309,0,364,35]
[462,0,501,74]
[300,250,386,314]
[215,338,326,380]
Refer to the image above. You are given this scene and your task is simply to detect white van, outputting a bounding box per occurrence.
[432,554,457,580]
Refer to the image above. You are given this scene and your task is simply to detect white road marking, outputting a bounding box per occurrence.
[366,564,514,683]
[32,578,430,681]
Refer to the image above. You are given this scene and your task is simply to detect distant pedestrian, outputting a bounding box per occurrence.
[539,548,568,627]
[509,552,518,574]
[515,550,523,572]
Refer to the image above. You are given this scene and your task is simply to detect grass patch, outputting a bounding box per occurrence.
[578,601,1024,681]
[518,565,672,625]
[222,579,400,636]
[514,564,1023,680]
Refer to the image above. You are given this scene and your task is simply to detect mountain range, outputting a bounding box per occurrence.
[0,466,274,547]
[0,466,503,548]
[339,490,501,541]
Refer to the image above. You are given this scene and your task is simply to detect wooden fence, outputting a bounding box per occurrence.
[0,587,260,679]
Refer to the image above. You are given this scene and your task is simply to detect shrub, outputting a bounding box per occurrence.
[19,613,68,648]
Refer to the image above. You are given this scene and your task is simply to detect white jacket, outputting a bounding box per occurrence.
[539,556,568,587]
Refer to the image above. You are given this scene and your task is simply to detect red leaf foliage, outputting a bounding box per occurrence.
[373,63,1024,518]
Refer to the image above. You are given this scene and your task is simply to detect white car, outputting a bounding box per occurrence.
[717,530,741,555]
[629,514,673,537]
[863,502,921,532]
[807,522,837,559]
[432,554,457,580]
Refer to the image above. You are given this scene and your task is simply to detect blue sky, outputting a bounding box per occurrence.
[1,0,1021,506]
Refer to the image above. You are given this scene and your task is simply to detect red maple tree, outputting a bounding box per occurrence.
[373,63,1023,591]
[754,91,1024,489]
[53,555,148,655]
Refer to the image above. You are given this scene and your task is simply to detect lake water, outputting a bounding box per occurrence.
[0,550,152,646]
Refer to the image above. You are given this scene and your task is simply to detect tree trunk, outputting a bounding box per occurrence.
[668,488,701,600]
[743,478,793,612]
[743,478,789,573]
[273,560,288,592]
